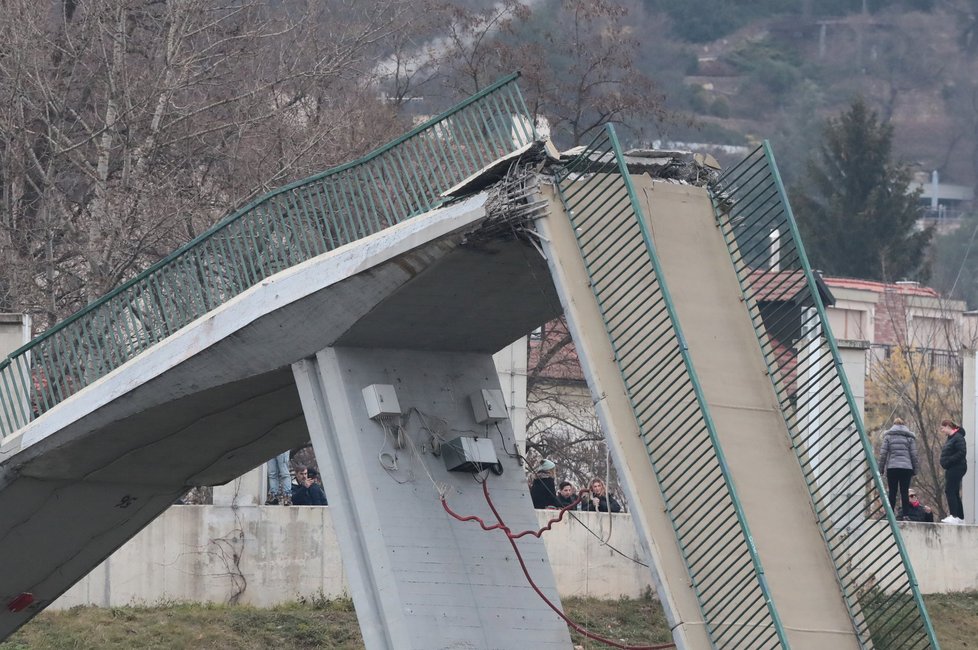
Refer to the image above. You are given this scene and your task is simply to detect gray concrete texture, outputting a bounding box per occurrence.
[0,194,560,641]
[294,347,570,649]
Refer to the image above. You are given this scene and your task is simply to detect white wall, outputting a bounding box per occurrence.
[53,506,973,610]
[53,507,650,609]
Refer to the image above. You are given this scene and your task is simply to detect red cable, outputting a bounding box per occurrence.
[441,482,675,650]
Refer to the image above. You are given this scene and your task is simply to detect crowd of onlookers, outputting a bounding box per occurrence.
[265,446,327,506]
[528,459,622,513]
[878,415,967,524]
[527,413,970,525]
[221,415,971,522]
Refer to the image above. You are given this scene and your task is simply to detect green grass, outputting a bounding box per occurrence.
[3,593,976,649]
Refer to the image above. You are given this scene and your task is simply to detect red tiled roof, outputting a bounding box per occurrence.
[823,276,940,298]
[527,318,585,383]
[745,269,810,302]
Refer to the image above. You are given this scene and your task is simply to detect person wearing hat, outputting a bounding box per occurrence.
[529,459,560,509]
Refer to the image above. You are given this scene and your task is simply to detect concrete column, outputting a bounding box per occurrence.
[0,313,32,426]
[0,313,30,358]
[292,347,571,650]
[213,465,264,506]
[836,340,868,425]
[963,351,976,523]
[837,339,870,530]
[493,337,528,452]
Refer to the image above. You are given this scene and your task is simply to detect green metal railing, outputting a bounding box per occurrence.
[0,74,532,437]
[709,142,939,649]
[553,125,788,649]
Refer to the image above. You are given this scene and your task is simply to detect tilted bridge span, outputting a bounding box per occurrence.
[0,75,938,649]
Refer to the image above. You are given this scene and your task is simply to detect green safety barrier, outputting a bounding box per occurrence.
[0,74,532,437]
[709,141,939,649]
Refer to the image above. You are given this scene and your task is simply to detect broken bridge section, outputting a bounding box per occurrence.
[0,71,940,649]
[537,125,938,649]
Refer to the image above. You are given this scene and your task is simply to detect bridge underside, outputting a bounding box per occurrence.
[0,195,562,640]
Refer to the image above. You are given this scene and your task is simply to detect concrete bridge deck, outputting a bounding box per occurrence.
[0,125,938,647]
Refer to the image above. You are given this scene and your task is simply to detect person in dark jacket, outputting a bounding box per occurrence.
[902,489,934,523]
[529,459,560,509]
[292,466,327,506]
[581,478,622,513]
[878,417,919,516]
[939,419,967,523]
[555,481,579,509]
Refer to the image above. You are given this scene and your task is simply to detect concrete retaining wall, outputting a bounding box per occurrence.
[52,507,969,610]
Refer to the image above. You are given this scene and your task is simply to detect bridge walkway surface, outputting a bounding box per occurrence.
[642,179,855,647]
[537,128,938,649]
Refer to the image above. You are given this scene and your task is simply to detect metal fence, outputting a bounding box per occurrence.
[552,125,788,648]
[709,141,939,649]
[0,74,532,437]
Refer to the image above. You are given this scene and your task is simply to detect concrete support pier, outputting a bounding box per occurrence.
[292,347,571,650]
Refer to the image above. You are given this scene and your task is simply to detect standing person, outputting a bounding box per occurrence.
[265,451,292,506]
[940,418,968,524]
[581,478,622,513]
[292,466,327,506]
[878,417,918,518]
[529,459,560,509]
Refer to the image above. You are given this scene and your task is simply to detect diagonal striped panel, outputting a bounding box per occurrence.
[552,125,788,649]
[709,142,939,649]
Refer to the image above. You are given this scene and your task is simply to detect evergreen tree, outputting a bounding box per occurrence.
[929,211,978,308]
[791,99,932,281]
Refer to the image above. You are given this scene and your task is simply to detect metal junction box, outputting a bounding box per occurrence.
[442,436,499,473]
[469,388,508,424]
[362,384,401,420]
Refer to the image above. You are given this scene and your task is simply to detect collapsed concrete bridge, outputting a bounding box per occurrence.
[0,74,938,649]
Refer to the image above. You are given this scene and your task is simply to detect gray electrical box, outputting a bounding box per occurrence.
[362,384,401,420]
[442,436,499,473]
[469,388,508,424]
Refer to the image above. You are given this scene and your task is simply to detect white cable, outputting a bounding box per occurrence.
[401,419,447,497]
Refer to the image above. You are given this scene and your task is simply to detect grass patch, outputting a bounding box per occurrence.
[0,601,363,650]
[2,593,975,649]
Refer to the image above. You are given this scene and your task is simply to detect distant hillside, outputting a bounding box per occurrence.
[656,3,978,193]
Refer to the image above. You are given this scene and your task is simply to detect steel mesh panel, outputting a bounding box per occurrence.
[709,142,939,649]
[553,126,787,649]
[0,74,532,437]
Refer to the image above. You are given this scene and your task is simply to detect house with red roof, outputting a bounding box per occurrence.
[822,277,967,371]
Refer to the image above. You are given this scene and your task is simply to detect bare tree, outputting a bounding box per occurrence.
[514,0,671,147]
[0,0,412,328]
[424,0,674,148]
[864,290,967,517]
[525,318,624,503]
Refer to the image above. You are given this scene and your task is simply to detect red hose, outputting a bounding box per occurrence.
[441,481,675,650]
